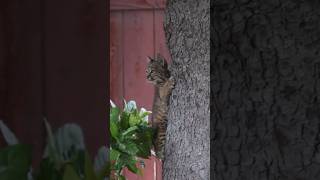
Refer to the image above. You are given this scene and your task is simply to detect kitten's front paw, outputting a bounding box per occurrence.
[159,76,175,99]
[168,76,175,89]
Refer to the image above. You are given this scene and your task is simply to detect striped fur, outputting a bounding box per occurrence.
[146,54,174,160]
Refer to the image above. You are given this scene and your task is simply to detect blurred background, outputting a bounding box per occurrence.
[0,0,107,165]
[110,0,170,179]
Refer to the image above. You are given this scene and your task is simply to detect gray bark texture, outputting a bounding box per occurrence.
[163,0,210,180]
[213,0,320,180]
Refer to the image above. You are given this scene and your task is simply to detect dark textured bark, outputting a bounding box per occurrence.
[163,0,210,179]
[212,0,320,180]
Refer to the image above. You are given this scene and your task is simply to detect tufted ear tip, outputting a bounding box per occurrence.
[156,53,165,60]
[147,56,153,62]
[154,53,167,67]
[161,57,168,67]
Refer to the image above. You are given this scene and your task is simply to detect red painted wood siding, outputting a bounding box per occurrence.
[110,0,170,179]
[0,0,108,165]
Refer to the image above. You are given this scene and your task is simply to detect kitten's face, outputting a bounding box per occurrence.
[146,56,169,86]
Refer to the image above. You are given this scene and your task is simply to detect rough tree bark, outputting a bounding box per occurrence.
[163,0,210,179]
[213,1,320,180]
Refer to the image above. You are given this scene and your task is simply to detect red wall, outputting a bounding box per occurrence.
[110,0,170,179]
[0,0,108,165]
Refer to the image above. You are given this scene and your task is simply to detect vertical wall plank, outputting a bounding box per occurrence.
[155,0,167,9]
[110,12,124,107]
[14,0,44,163]
[123,10,154,111]
[154,10,171,62]
[123,169,139,180]
[0,0,44,163]
[44,0,108,154]
[110,0,157,10]
[0,2,8,121]
[0,5,6,146]
[155,158,162,180]
[141,156,158,180]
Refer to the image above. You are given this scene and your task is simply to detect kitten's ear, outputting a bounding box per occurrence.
[162,58,168,68]
[159,55,168,68]
[155,53,167,67]
[147,56,153,62]
[156,53,164,60]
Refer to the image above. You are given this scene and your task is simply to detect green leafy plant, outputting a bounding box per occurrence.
[0,119,110,180]
[109,100,154,179]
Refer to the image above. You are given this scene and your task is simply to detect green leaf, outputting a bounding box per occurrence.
[7,145,31,168]
[118,175,126,180]
[135,144,151,158]
[122,126,138,137]
[126,162,138,174]
[62,164,81,180]
[0,170,27,180]
[118,154,138,175]
[113,153,138,177]
[110,120,120,140]
[95,162,110,180]
[110,108,120,139]
[84,152,97,180]
[135,127,153,144]
[128,113,141,127]
[119,112,130,130]
[125,142,139,155]
[110,107,120,123]
[110,148,120,161]
[113,155,125,172]
[0,144,32,180]
[134,127,153,158]
[70,150,85,178]
[35,158,62,180]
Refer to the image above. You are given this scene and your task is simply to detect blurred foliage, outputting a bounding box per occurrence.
[0,120,110,180]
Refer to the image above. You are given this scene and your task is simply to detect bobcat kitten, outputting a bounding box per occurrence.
[146,54,175,161]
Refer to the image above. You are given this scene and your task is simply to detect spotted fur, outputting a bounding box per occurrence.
[146,54,174,160]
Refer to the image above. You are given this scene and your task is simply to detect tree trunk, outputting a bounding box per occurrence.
[213,1,320,180]
[163,0,210,179]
